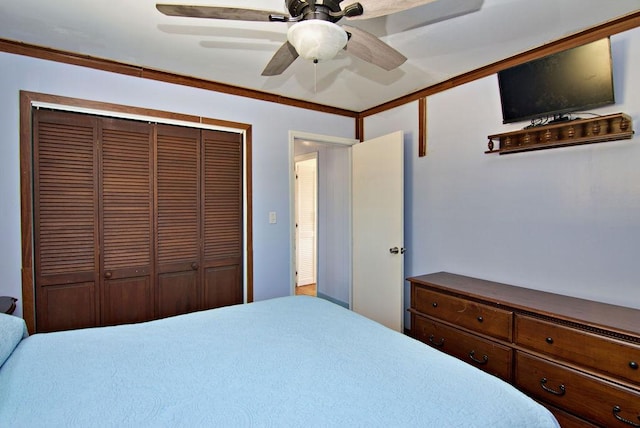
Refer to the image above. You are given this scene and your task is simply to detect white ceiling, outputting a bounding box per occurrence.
[0,0,638,112]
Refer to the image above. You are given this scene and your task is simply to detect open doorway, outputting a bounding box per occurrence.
[290,132,357,308]
[294,153,318,297]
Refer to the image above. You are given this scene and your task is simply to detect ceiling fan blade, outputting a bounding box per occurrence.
[342,26,406,71]
[346,0,438,20]
[156,4,287,22]
[262,42,299,76]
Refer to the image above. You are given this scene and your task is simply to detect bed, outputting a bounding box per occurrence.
[0,296,559,427]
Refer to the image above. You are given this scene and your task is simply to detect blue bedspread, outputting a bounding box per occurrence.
[0,296,559,427]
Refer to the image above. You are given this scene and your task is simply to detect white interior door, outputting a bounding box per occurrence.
[352,131,404,331]
[295,154,317,287]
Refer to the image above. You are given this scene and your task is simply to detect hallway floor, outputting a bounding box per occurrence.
[295,284,316,296]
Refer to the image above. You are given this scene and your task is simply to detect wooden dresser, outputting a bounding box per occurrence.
[408,272,640,428]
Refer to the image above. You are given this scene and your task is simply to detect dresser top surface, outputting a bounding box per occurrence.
[408,272,640,338]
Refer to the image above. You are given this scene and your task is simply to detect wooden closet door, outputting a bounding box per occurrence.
[155,124,201,318]
[202,130,243,309]
[32,109,246,331]
[33,110,100,332]
[100,118,154,325]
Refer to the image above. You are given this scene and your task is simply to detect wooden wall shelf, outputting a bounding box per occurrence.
[486,113,634,155]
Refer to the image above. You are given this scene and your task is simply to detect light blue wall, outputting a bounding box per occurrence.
[0,52,354,317]
[366,27,640,318]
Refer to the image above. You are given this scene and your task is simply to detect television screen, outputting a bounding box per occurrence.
[498,38,615,124]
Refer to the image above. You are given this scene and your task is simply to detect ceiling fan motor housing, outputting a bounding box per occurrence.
[286,0,345,23]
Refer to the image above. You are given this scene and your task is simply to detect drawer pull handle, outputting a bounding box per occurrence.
[428,334,445,347]
[630,361,639,370]
[477,316,483,323]
[432,302,438,308]
[104,271,112,279]
[545,337,554,344]
[612,405,640,427]
[540,378,565,396]
[469,350,488,365]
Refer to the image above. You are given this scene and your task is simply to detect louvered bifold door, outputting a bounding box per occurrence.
[33,109,100,332]
[156,124,201,318]
[100,118,154,326]
[202,130,243,309]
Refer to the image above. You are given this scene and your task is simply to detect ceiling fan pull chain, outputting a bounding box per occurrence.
[314,59,318,94]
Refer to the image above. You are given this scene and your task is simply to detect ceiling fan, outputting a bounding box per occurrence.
[156,0,438,76]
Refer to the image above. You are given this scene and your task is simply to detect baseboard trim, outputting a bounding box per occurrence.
[317,292,349,309]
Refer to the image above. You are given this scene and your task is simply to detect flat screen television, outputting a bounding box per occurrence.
[497,38,615,124]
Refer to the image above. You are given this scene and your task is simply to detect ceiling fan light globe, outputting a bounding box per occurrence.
[287,20,347,62]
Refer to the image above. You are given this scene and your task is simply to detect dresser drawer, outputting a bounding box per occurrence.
[515,351,640,428]
[412,314,513,381]
[515,314,640,387]
[412,286,513,341]
[541,403,598,428]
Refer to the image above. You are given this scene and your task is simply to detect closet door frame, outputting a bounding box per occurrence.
[19,91,253,334]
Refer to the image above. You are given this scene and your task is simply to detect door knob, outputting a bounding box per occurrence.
[191,262,199,270]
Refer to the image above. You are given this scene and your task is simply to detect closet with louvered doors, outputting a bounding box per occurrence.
[32,109,243,332]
